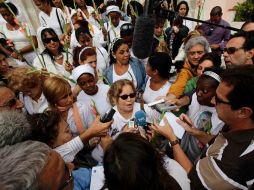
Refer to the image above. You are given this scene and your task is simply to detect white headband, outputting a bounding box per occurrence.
[110,38,123,52]
[203,71,221,83]
[79,46,93,62]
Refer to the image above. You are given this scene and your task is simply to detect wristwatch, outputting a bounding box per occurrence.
[169,139,180,147]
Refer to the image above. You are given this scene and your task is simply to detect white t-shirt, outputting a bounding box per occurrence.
[20,93,48,115]
[67,102,95,136]
[32,50,73,77]
[0,23,37,64]
[163,156,191,190]
[143,77,172,103]
[77,84,111,116]
[110,103,160,138]
[187,93,224,135]
[112,64,137,88]
[96,46,109,72]
[38,7,65,37]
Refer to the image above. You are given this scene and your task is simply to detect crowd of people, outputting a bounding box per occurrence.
[0,0,254,189]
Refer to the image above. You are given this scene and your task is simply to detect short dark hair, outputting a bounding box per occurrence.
[229,31,254,52]
[148,52,174,79]
[210,6,222,16]
[198,52,222,68]
[103,133,181,190]
[221,65,254,120]
[0,2,18,15]
[28,111,61,147]
[176,1,189,16]
[120,23,134,37]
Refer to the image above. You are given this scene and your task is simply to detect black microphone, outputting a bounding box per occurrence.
[132,0,155,59]
[100,108,116,123]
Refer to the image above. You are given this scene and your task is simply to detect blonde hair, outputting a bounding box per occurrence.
[8,67,42,93]
[43,76,71,107]
[107,79,136,106]
[183,30,202,45]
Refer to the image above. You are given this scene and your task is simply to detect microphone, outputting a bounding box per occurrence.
[134,110,147,130]
[100,108,116,123]
[132,0,155,59]
[0,111,31,148]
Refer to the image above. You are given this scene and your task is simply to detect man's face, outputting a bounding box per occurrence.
[0,87,23,112]
[223,37,247,67]
[210,15,221,24]
[212,82,236,126]
[38,151,74,189]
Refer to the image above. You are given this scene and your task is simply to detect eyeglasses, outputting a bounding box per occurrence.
[119,92,136,100]
[188,51,204,56]
[0,98,17,108]
[59,164,73,190]
[43,36,59,44]
[223,47,243,54]
[215,94,231,105]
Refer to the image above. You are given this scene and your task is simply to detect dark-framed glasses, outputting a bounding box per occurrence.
[119,92,136,100]
[59,164,73,190]
[43,36,59,44]
[223,47,243,54]
[0,98,17,108]
[215,94,231,105]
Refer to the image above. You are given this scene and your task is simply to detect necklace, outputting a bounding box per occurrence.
[53,53,63,60]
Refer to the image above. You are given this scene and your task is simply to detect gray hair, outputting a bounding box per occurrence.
[0,111,32,148]
[0,140,51,190]
[184,36,210,54]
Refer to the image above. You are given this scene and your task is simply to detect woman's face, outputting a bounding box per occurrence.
[113,44,130,65]
[53,118,73,148]
[197,60,214,76]
[22,84,42,101]
[78,33,92,47]
[0,8,15,25]
[52,0,62,8]
[56,89,74,112]
[187,44,205,66]
[115,84,136,113]
[33,0,51,12]
[109,12,121,27]
[196,77,216,106]
[0,54,9,75]
[80,55,97,70]
[178,4,187,16]
[77,73,98,95]
[43,32,60,53]
[145,62,154,77]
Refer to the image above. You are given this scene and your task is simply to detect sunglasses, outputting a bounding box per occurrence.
[223,47,243,54]
[43,36,59,44]
[215,94,230,105]
[119,92,136,100]
[0,98,17,108]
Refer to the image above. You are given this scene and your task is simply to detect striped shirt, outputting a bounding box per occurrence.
[189,128,254,190]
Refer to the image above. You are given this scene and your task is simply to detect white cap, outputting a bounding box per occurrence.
[72,64,95,82]
[106,5,121,15]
